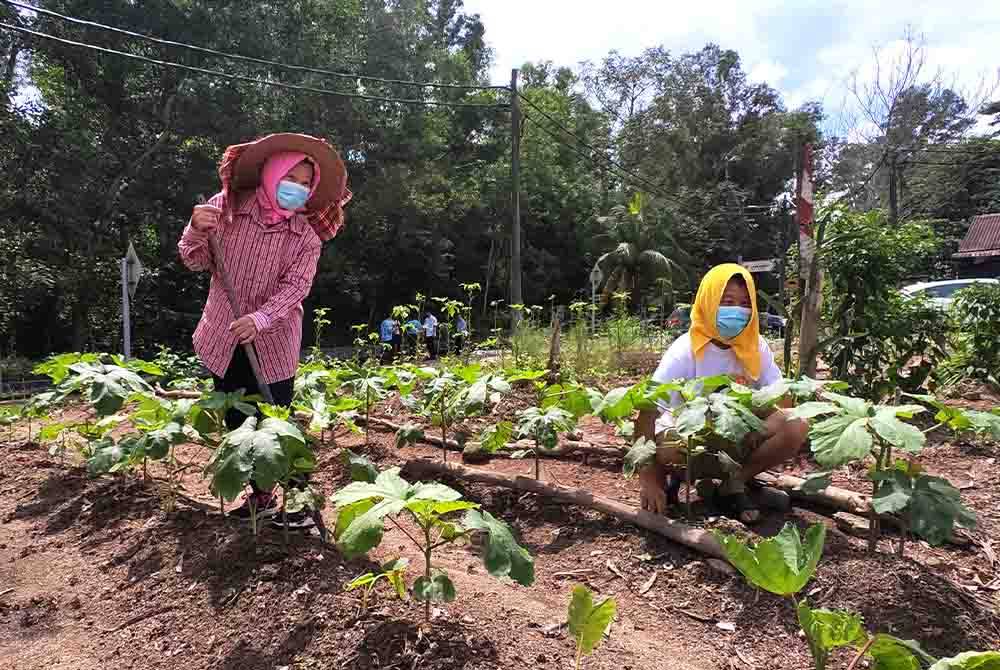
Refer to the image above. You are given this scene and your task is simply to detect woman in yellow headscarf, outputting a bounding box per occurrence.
[635,264,808,523]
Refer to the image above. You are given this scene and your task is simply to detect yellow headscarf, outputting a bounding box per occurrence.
[689,263,762,381]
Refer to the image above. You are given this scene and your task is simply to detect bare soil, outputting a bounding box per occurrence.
[2,384,999,670]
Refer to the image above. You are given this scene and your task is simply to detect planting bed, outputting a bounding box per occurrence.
[2,379,999,670]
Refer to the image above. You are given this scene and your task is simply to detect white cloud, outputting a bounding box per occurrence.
[463,0,1000,137]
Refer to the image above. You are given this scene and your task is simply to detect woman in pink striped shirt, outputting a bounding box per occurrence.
[178,133,350,528]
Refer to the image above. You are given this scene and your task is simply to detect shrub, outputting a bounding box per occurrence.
[945,283,1000,386]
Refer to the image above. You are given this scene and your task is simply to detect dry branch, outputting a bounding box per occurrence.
[403,458,727,560]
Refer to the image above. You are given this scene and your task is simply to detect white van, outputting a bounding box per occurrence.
[900,278,1000,309]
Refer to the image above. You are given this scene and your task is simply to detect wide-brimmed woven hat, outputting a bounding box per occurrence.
[219,132,352,241]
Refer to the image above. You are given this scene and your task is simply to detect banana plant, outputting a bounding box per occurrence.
[788,392,977,550]
[332,466,534,623]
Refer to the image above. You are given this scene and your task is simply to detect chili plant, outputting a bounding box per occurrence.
[332,467,534,623]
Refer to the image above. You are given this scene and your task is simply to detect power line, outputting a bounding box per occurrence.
[518,93,678,203]
[1,0,507,93]
[0,23,509,109]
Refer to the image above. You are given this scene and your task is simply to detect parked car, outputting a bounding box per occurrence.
[761,312,787,332]
[900,278,999,309]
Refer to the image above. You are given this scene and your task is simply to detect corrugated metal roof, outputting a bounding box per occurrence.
[954,213,1000,259]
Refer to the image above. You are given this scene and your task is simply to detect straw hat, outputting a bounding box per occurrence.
[219,133,352,241]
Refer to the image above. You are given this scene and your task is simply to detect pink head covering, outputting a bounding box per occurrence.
[255,151,321,225]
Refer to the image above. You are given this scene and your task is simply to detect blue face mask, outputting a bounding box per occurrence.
[276,180,310,210]
[716,306,751,339]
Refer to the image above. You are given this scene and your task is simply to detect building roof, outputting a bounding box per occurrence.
[954,213,1000,259]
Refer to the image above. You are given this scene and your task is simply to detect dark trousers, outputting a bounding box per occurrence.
[454,334,464,355]
[426,335,438,360]
[213,346,301,495]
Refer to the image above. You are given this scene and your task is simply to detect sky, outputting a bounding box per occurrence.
[463,0,1000,135]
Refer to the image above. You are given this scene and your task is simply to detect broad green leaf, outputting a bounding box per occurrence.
[871,471,914,515]
[504,368,548,383]
[337,497,407,558]
[334,499,374,542]
[710,394,765,443]
[284,486,325,514]
[331,467,413,507]
[811,416,873,468]
[383,558,409,599]
[966,411,1000,440]
[623,437,658,479]
[868,634,932,670]
[797,601,866,658]
[871,410,925,453]
[345,572,377,591]
[800,471,833,495]
[208,440,254,501]
[888,404,927,419]
[342,449,379,483]
[479,421,513,454]
[567,585,617,656]
[39,422,68,442]
[929,652,1000,670]
[462,509,535,586]
[395,422,425,448]
[629,379,681,412]
[751,381,789,408]
[404,499,478,522]
[788,402,840,420]
[412,570,456,602]
[908,474,977,546]
[821,392,871,417]
[594,387,634,423]
[675,397,709,438]
[714,522,826,597]
[86,438,130,476]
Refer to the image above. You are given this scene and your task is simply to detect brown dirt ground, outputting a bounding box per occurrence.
[2,384,999,670]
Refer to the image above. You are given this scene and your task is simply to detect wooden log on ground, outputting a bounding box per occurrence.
[404,458,727,561]
[754,471,870,515]
[358,416,624,459]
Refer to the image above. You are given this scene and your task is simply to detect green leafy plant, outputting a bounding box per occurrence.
[945,283,1000,387]
[567,585,617,670]
[309,307,332,360]
[345,558,409,612]
[789,392,976,549]
[342,362,388,447]
[332,467,534,622]
[513,405,576,479]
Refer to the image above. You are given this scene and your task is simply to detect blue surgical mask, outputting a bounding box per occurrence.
[716,306,751,339]
[276,180,310,210]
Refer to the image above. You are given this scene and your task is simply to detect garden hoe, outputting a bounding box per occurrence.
[202,197,329,542]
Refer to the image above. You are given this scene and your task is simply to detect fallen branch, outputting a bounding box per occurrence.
[360,416,623,459]
[403,458,727,561]
[754,472,870,515]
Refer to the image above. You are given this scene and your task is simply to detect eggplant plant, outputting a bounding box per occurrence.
[567,585,617,670]
[332,466,534,623]
[788,392,977,550]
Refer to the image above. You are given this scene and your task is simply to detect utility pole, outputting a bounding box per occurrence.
[510,68,523,317]
[889,150,899,225]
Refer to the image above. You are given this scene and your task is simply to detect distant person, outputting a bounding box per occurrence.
[178,133,351,529]
[379,315,397,363]
[403,318,422,356]
[635,264,808,524]
[423,311,439,360]
[454,314,469,354]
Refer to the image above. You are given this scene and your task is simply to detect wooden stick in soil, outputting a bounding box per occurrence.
[404,458,727,561]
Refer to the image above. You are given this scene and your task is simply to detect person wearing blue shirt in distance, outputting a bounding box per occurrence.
[379,316,396,363]
[423,311,439,360]
[404,318,422,357]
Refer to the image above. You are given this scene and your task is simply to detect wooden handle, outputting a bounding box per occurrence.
[207,232,274,405]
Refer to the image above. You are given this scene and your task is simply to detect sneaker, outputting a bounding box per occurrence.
[228,492,278,522]
[271,508,316,530]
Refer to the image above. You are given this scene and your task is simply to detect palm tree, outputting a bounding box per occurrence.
[594,193,688,312]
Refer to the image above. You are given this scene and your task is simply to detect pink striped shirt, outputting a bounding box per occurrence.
[178,192,321,384]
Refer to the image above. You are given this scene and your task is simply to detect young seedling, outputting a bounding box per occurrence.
[342,362,389,448]
[345,558,409,613]
[567,585,617,670]
[310,307,332,361]
[512,406,576,479]
[332,467,534,623]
